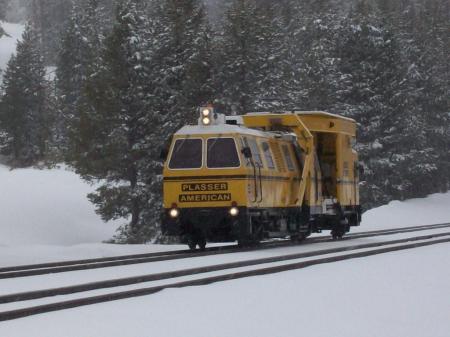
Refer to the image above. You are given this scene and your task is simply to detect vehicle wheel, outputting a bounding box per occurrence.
[237,239,248,248]
[290,234,299,242]
[331,229,344,240]
[198,237,207,251]
[187,236,197,251]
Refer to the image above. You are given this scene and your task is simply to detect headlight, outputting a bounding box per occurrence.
[202,108,211,117]
[169,208,179,218]
[202,117,211,125]
[229,207,239,217]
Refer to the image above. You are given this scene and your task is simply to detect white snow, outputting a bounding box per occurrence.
[0,242,448,337]
[356,192,450,231]
[45,66,57,81]
[0,164,122,247]
[176,123,272,137]
[371,139,383,149]
[0,21,24,81]
[3,227,449,299]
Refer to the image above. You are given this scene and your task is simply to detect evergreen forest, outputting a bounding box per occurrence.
[0,0,448,242]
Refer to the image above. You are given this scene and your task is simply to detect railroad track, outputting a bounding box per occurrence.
[1,222,449,279]
[0,228,449,321]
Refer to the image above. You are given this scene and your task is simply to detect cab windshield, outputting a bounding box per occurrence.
[168,138,202,169]
[207,138,240,168]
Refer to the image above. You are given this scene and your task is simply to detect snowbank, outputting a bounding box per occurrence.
[0,21,24,77]
[359,192,450,231]
[0,165,122,246]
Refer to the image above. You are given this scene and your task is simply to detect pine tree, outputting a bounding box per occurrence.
[70,0,153,242]
[333,3,414,207]
[284,0,342,110]
[373,0,450,199]
[153,0,213,128]
[55,0,108,154]
[214,0,285,113]
[67,0,213,242]
[29,0,73,64]
[412,0,450,194]
[28,0,115,65]
[0,23,51,166]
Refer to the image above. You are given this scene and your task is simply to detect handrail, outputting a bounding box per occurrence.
[258,165,263,203]
[252,162,258,203]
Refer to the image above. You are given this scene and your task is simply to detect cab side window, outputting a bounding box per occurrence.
[282,144,295,171]
[240,137,252,167]
[243,137,264,167]
[262,142,276,170]
[291,144,304,171]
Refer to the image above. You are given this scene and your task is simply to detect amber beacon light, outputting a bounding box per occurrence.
[200,106,213,126]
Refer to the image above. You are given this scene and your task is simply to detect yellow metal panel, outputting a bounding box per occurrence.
[297,114,356,137]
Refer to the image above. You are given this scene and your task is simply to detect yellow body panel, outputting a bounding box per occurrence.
[163,133,302,210]
[296,112,356,137]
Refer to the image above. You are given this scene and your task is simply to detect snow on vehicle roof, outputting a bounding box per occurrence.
[295,111,356,123]
[175,124,274,138]
[245,111,356,123]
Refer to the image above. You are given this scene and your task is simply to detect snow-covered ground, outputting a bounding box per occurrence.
[0,239,449,337]
[0,167,448,336]
[0,21,24,80]
[357,192,450,231]
[0,165,124,252]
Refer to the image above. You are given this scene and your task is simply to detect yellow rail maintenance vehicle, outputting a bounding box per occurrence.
[162,107,362,250]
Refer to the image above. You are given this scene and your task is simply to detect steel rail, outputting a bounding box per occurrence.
[0,235,448,322]
[1,222,449,280]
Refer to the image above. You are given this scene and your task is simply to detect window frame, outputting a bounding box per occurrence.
[206,137,241,169]
[261,141,276,170]
[282,144,295,171]
[167,137,204,170]
[245,137,265,168]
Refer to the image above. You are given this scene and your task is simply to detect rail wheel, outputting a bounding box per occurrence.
[292,231,310,243]
[198,237,207,251]
[237,215,262,248]
[331,230,344,240]
[331,224,347,240]
[187,230,207,251]
[187,236,197,251]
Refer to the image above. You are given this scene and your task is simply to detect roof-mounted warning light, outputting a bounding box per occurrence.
[200,107,213,125]
[198,106,225,126]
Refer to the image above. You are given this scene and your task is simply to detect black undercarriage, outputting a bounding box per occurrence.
[162,205,362,249]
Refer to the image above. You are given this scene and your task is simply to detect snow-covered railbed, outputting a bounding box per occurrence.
[0,228,449,317]
[3,223,448,280]
[0,235,449,327]
[1,225,449,298]
[1,242,448,337]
